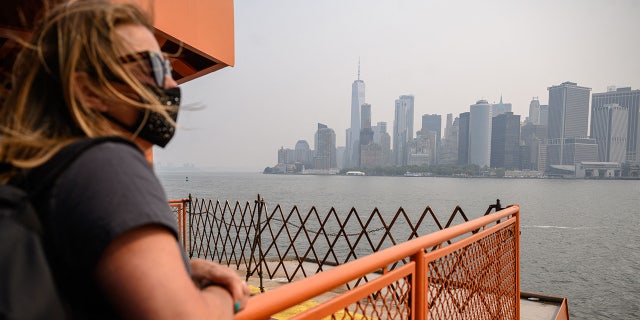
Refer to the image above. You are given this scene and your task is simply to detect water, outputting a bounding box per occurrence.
[158,172,640,320]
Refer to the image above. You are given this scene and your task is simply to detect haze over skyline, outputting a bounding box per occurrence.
[155,0,640,171]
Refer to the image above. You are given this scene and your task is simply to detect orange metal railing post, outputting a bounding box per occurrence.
[187,194,192,257]
[515,207,521,320]
[167,198,190,253]
[181,198,188,252]
[413,250,427,320]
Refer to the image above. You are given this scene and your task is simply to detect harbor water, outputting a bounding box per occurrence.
[158,172,640,320]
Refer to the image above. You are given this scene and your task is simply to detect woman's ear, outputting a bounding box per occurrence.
[73,72,109,112]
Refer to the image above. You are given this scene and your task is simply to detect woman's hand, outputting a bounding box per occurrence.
[190,259,251,313]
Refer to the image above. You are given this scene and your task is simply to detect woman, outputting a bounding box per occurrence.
[0,1,249,319]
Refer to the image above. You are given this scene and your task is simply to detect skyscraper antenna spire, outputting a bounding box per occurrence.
[357,57,361,81]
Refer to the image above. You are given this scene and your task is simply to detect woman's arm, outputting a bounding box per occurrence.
[96,225,247,319]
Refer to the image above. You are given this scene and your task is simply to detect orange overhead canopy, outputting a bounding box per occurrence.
[0,0,235,87]
[151,0,235,83]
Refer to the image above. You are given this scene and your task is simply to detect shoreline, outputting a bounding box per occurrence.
[261,172,640,180]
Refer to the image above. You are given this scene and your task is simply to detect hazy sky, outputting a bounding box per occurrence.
[154,0,640,171]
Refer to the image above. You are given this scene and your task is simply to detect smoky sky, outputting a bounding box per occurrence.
[155,0,640,171]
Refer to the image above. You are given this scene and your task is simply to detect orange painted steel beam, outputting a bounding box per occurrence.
[235,205,520,320]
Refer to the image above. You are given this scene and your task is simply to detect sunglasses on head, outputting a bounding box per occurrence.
[118,50,172,88]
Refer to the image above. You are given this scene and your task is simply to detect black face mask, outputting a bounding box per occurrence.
[104,85,181,148]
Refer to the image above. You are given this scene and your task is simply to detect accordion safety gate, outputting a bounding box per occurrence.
[234,205,520,320]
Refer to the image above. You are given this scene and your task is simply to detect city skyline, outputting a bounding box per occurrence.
[154,0,640,171]
[165,76,639,172]
[262,78,640,177]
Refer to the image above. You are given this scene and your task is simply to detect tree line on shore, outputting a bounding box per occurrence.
[264,164,488,176]
[341,164,488,177]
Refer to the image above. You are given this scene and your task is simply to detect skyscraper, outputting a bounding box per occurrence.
[469,100,492,168]
[521,122,548,170]
[444,114,453,140]
[359,103,373,146]
[491,95,512,117]
[372,122,392,166]
[294,140,313,168]
[591,87,640,162]
[393,95,414,166]
[358,103,375,167]
[421,114,442,146]
[490,112,521,169]
[372,122,387,145]
[457,112,470,166]
[548,82,591,141]
[409,130,437,166]
[345,63,365,168]
[314,123,337,170]
[539,105,549,126]
[440,114,459,165]
[547,81,594,166]
[528,97,541,125]
[278,147,295,164]
[591,104,628,163]
[421,114,442,164]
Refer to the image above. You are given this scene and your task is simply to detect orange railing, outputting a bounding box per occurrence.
[235,205,520,320]
[168,198,189,252]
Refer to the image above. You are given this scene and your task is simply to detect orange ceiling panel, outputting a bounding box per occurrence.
[154,0,234,68]
[124,0,236,83]
[1,0,235,87]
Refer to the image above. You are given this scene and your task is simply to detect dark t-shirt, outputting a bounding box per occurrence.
[40,142,188,319]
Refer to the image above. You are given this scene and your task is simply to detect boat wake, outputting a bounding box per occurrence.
[522,225,597,230]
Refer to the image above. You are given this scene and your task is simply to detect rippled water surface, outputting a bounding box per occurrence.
[158,172,640,320]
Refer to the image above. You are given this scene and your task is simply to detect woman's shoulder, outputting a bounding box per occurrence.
[57,139,159,194]
[80,139,145,161]
[52,138,171,231]
[71,140,148,173]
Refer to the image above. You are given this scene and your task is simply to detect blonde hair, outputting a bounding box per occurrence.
[0,0,173,179]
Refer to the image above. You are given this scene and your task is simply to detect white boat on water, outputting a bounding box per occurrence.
[345,171,366,176]
[403,172,422,177]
